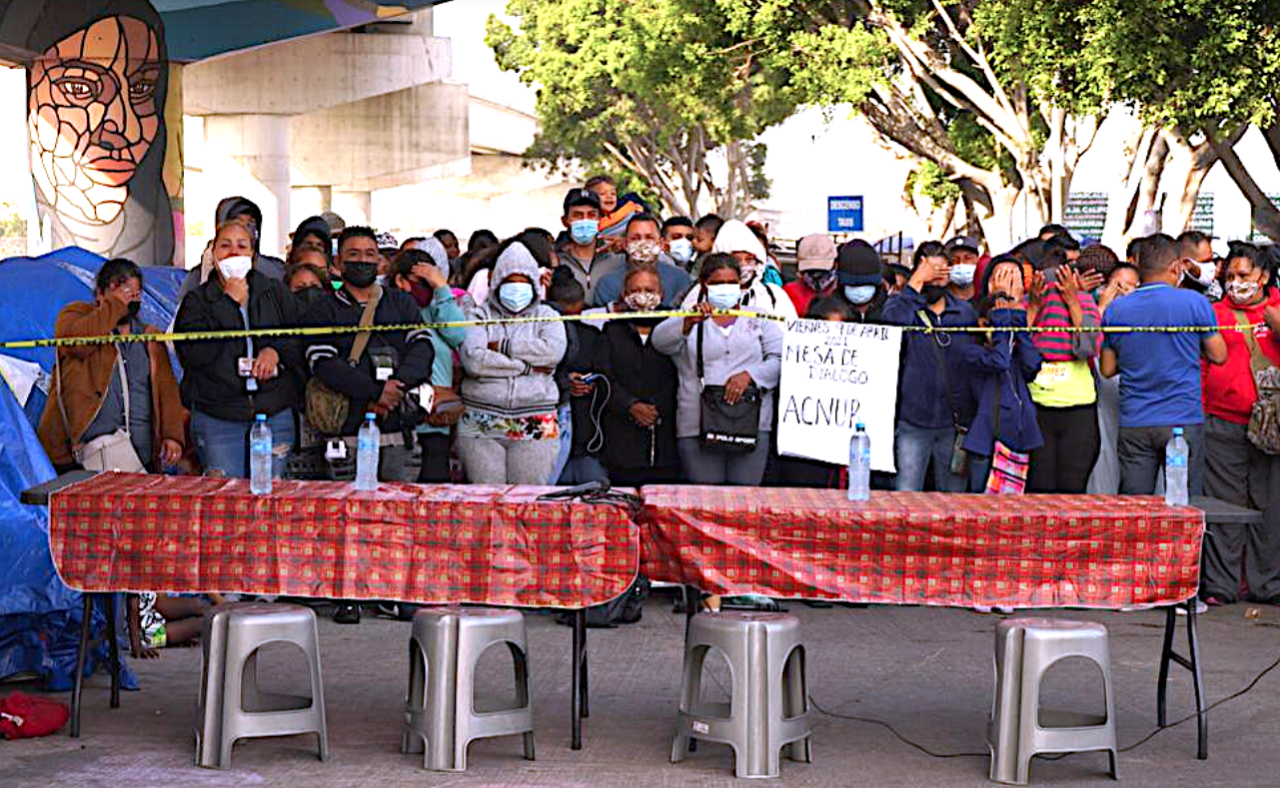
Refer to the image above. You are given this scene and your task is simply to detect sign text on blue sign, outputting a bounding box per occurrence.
[827,195,864,233]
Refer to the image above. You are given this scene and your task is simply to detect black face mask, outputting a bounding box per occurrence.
[342,262,378,288]
[118,300,141,325]
[294,286,325,308]
[923,284,949,303]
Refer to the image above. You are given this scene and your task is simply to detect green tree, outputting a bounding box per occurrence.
[987,0,1280,240]
[486,0,792,218]
[719,0,1114,250]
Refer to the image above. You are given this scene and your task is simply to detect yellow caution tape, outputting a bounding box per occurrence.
[0,308,1261,350]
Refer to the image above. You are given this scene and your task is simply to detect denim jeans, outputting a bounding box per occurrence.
[1118,423,1206,496]
[558,455,610,485]
[894,422,968,492]
[549,403,572,484]
[191,408,295,479]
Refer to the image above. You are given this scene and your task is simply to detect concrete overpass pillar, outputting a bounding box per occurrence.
[203,114,291,256]
[332,190,372,227]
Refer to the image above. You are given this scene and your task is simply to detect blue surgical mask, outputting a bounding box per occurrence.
[569,219,599,246]
[844,285,876,305]
[498,281,535,313]
[706,283,741,310]
[668,238,694,264]
[949,263,976,287]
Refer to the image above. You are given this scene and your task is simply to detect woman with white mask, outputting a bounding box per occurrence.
[1200,242,1280,606]
[175,220,302,477]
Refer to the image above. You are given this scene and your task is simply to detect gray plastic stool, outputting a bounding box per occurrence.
[400,607,535,771]
[195,602,328,769]
[989,618,1119,784]
[672,611,811,778]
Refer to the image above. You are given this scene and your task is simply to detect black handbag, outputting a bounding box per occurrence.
[697,321,762,453]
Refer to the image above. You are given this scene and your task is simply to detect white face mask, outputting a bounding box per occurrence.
[626,239,662,265]
[623,291,661,312]
[1227,279,1260,304]
[217,255,253,281]
[1184,259,1217,288]
[949,263,977,287]
[706,283,741,310]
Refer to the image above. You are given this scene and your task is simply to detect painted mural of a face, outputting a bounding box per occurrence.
[29,15,161,225]
[0,0,173,266]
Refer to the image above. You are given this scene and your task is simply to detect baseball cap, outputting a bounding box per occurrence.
[796,234,837,271]
[945,235,980,255]
[563,187,602,215]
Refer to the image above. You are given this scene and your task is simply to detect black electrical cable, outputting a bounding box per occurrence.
[807,652,1280,760]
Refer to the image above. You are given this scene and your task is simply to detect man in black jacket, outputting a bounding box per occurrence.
[302,226,434,467]
[303,226,435,625]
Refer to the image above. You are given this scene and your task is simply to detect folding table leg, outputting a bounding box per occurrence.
[104,593,121,709]
[1157,605,1176,727]
[571,609,585,750]
[70,594,93,737]
[1186,602,1208,760]
[580,626,589,719]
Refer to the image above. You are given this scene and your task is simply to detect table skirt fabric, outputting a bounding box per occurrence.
[48,473,640,610]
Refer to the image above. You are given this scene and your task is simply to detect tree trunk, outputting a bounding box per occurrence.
[962,180,1018,252]
[1211,128,1280,241]
[1120,128,1170,239]
[1160,127,1236,236]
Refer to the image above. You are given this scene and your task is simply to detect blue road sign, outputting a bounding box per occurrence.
[828,196,864,233]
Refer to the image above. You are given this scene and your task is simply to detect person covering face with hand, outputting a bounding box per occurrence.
[881,240,980,492]
[38,257,187,474]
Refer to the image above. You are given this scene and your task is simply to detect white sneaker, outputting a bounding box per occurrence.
[1175,599,1209,615]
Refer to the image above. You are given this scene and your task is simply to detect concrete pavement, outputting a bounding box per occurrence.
[2,596,1278,787]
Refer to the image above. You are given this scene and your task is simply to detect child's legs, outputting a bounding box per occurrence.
[154,595,209,620]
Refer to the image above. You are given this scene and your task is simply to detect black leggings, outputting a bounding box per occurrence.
[1028,403,1100,494]
[417,432,453,483]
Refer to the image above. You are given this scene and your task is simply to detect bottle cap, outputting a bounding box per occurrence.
[855,422,865,430]
[1173,427,1184,436]
[255,413,266,422]
[365,412,376,421]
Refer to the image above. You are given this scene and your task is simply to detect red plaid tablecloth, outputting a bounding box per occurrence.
[640,487,1204,609]
[49,473,640,609]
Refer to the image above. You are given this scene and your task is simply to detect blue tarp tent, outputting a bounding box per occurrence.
[0,248,184,685]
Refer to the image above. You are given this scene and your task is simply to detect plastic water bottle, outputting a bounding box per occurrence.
[249,414,272,495]
[1165,427,1189,506]
[848,422,872,502]
[356,413,380,491]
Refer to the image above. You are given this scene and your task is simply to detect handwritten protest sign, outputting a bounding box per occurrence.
[777,319,902,472]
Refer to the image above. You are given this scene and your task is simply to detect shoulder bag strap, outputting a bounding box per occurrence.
[917,309,960,427]
[116,347,130,436]
[347,284,383,365]
[696,320,705,389]
[1233,309,1270,376]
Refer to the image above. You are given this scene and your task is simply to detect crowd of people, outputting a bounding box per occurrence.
[34,177,1280,627]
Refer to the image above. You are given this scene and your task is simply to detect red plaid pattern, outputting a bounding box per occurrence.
[639,487,1204,609]
[49,474,640,609]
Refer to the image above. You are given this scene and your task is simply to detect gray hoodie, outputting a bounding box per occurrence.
[460,243,568,417]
